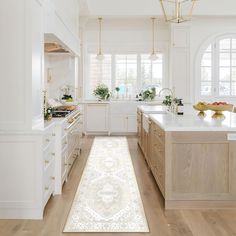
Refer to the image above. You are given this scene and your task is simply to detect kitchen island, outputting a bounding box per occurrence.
[145,110,236,209]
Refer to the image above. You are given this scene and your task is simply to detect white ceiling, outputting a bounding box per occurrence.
[81,0,236,17]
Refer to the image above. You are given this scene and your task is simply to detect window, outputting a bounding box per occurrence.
[86,53,164,99]
[141,54,163,94]
[88,54,112,95]
[200,36,236,99]
[115,55,137,96]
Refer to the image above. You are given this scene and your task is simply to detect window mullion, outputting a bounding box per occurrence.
[137,54,141,94]
[111,54,116,93]
[214,41,220,97]
[230,38,233,96]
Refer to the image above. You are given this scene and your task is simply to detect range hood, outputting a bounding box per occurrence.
[44,42,70,53]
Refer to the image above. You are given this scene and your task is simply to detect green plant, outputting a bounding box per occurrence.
[142,87,156,101]
[162,95,172,106]
[93,84,111,100]
[115,87,120,92]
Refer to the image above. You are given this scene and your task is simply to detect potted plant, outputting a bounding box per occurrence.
[142,87,156,101]
[93,84,111,101]
[115,87,120,99]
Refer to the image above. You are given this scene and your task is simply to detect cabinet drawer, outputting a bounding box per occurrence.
[152,123,165,145]
[43,131,56,150]
[43,145,56,170]
[61,134,68,151]
[154,166,165,196]
[61,148,68,181]
[43,159,55,206]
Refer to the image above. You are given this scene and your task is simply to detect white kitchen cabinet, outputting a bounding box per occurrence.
[127,115,137,132]
[54,110,83,194]
[110,114,137,133]
[110,102,137,134]
[170,25,191,103]
[0,123,56,219]
[43,0,80,56]
[0,0,44,131]
[85,104,109,133]
[171,25,190,48]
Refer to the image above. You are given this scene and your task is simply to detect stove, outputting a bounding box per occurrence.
[52,110,73,118]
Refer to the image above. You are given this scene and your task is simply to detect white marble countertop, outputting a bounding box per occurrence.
[149,111,236,131]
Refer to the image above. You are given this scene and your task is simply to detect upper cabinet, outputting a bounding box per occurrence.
[43,0,80,56]
[171,26,190,48]
[169,25,191,103]
[0,0,44,131]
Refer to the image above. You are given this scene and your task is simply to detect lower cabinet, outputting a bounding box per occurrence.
[110,114,137,133]
[149,121,165,197]
[148,120,236,209]
[0,123,56,219]
[55,110,83,195]
[85,103,109,133]
[137,111,142,146]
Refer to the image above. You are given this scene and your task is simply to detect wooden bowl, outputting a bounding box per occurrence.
[205,104,233,119]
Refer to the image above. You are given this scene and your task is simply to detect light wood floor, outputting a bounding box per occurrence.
[1,136,236,236]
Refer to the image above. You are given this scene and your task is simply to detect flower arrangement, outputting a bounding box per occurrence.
[93,84,111,101]
[60,84,73,102]
[142,87,156,101]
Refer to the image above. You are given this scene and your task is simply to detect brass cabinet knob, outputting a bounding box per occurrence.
[45,160,49,164]
[51,152,55,156]
[45,187,49,191]
[51,176,55,180]
[52,133,56,137]
[46,138,50,142]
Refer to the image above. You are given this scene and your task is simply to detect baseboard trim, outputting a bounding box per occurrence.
[165,200,236,209]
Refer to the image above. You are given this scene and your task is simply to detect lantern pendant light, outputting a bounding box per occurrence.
[159,0,198,24]
[96,17,104,61]
[149,17,158,61]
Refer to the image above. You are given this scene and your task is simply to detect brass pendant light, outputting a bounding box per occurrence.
[159,0,198,24]
[96,17,104,60]
[149,17,158,61]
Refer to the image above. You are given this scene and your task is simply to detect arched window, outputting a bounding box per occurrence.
[200,35,236,100]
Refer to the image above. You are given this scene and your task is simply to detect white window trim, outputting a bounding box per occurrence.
[84,50,168,101]
[195,33,236,103]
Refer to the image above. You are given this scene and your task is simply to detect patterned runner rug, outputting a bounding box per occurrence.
[64,136,149,233]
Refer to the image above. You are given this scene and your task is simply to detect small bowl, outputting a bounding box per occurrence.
[193,103,208,118]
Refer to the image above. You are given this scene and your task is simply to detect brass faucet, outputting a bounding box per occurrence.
[158,88,174,97]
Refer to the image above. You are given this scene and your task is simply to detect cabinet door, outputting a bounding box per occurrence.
[127,115,137,132]
[110,114,126,133]
[86,104,109,132]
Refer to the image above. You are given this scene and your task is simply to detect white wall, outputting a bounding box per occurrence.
[81,17,236,104]
[51,0,80,38]
[81,18,170,98]
[83,18,169,52]
[44,54,78,100]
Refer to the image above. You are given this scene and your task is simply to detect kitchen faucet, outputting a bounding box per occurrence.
[158,87,174,97]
